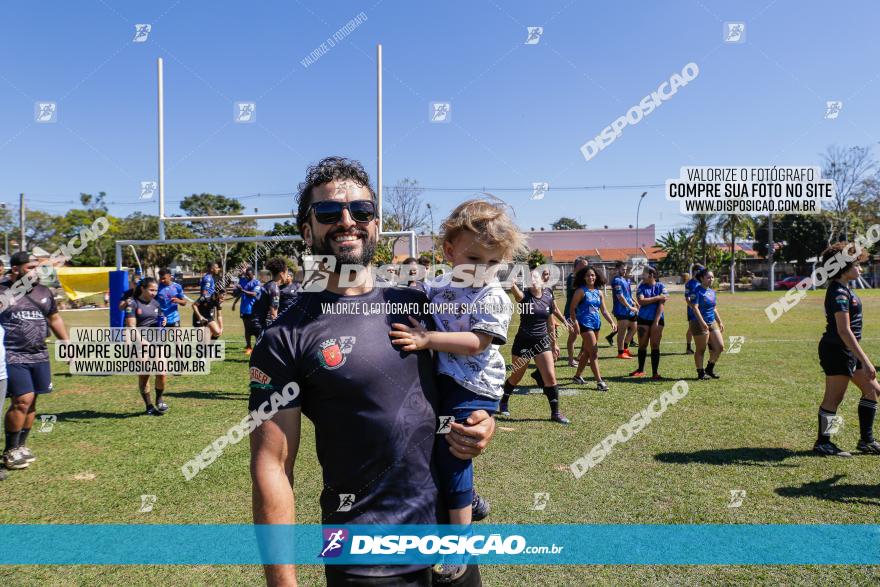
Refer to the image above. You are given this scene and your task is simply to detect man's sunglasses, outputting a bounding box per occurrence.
[309,200,376,224]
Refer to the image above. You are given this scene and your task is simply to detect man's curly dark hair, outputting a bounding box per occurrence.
[296,156,376,231]
[265,256,288,277]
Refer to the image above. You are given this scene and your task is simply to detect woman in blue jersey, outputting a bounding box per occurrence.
[814,242,880,457]
[687,268,724,380]
[570,266,616,391]
[631,266,668,379]
[610,261,639,359]
[684,263,705,355]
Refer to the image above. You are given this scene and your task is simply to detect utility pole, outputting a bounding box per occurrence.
[19,193,25,252]
[767,214,774,291]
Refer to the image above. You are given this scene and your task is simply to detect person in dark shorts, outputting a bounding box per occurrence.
[1,252,69,471]
[249,156,495,587]
[687,268,725,380]
[254,257,287,330]
[814,242,880,457]
[124,277,169,415]
[156,268,186,327]
[570,266,616,391]
[610,261,639,359]
[237,267,261,355]
[562,257,587,367]
[192,288,225,339]
[631,266,668,379]
[684,263,704,355]
[500,269,572,424]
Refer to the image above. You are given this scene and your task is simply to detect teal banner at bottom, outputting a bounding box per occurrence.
[1,524,878,565]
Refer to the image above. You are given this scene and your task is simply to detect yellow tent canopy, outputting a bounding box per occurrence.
[55,267,125,301]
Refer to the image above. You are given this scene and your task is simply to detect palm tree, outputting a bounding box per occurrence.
[712,214,756,288]
[657,229,695,273]
[689,214,716,266]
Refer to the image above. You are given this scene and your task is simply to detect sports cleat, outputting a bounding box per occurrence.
[685,347,694,355]
[18,446,35,463]
[697,371,711,380]
[856,439,880,454]
[551,412,571,425]
[629,370,645,377]
[605,332,616,347]
[498,406,510,418]
[145,406,164,417]
[471,492,491,521]
[572,375,586,384]
[433,563,468,584]
[3,448,29,470]
[156,401,169,413]
[706,371,720,379]
[813,441,852,457]
[629,340,637,348]
[652,373,662,380]
[617,351,633,359]
[597,380,609,392]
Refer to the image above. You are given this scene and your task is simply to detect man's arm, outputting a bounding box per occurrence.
[447,410,496,460]
[251,407,302,587]
[47,312,68,341]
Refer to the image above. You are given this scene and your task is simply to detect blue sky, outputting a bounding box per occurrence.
[1,0,877,236]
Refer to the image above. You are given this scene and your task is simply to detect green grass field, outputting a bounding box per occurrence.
[3,290,880,586]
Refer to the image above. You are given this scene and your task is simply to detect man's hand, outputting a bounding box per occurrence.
[389,316,431,352]
[446,410,495,459]
[552,344,560,360]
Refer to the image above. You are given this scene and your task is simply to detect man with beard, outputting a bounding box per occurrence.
[1,252,69,470]
[249,157,495,587]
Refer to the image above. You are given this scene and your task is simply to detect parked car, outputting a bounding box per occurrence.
[774,275,808,290]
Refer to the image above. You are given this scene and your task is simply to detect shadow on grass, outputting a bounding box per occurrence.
[164,390,244,401]
[654,447,812,467]
[775,474,880,506]
[52,409,142,421]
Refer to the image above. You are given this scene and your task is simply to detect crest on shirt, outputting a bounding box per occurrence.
[318,337,355,370]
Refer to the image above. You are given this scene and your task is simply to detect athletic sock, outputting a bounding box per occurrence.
[818,408,836,443]
[155,389,164,404]
[637,349,647,371]
[5,431,21,452]
[500,381,515,411]
[543,385,560,417]
[706,361,716,375]
[650,349,661,376]
[686,343,692,351]
[140,390,152,409]
[858,398,877,442]
[19,428,30,446]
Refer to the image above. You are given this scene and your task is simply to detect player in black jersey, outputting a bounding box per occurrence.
[1,252,69,471]
[278,267,300,315]
[815,242,880,456]
[192,288,225,339]
[124,277,169,416]
[254,257,287,330]
[500,270,572,424]
[249,157,494,586]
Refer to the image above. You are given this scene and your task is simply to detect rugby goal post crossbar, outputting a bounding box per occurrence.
[114,230,418,271]
[155,43,391,240]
